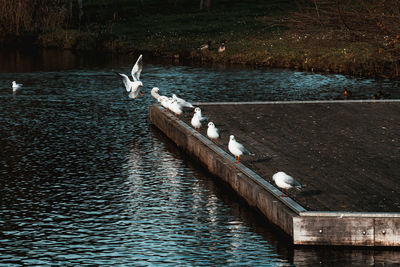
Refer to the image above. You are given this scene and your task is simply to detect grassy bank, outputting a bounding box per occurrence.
[4,0,400,79]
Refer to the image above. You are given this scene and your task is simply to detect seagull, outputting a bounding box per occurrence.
[191,112,202,130]
[169,99,183,119]
[193,107,207,122]
[115,54,143,99]
[207,122,220,141]
[228,135,253,163]
[191,107,207,130]
[151,87,161,100]
[158,96,171,113]
[172,94,194,108]
[272,171,302,197]
[12,81,22,91]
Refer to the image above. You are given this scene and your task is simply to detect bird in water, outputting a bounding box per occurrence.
[342,88,352,98]
[115,54,143,99]
[12,81,22,91]
[272,171,302,197]
[228,135,253,163]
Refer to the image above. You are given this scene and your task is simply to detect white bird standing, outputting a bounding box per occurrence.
[169,99,183,119]
[194,107,207,121]
[172,94,194,108]
[228,135,253,163]
[191,112,202,130]
[151,87,161,100]
[158,96,171,112]
[116,54,143,99]
[272,171,302,197]
[12,81,22,91]
[207,122,220,141]
[191,107,207,130]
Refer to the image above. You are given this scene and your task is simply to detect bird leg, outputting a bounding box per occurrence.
[139,91,143,96]
[280,189,285,197]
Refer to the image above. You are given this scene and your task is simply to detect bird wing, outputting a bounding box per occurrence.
[237,141,251,155]
[283,174,301,187]
[199,115,208,122]
[117,73,131,92]
[131,54,143,81]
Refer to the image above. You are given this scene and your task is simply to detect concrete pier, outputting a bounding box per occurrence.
[149,100,400,246]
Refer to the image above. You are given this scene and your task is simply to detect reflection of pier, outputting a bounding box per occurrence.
[149,100,400,246]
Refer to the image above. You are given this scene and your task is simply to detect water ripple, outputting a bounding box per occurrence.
[1,53,399,266]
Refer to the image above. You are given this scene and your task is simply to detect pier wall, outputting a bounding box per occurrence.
[149,103,400,246]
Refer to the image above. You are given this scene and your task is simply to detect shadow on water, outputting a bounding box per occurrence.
[0,48,400,266]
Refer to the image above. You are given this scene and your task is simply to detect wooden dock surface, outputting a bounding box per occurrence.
[149,100,400,246]
[182,101,400,213]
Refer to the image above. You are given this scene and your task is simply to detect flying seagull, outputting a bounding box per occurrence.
[115,54,143,99]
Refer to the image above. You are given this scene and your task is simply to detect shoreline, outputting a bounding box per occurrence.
[1,33,397,80]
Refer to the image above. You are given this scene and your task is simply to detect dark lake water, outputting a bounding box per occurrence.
[0,49,399,266]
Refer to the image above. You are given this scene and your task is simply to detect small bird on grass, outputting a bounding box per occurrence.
[199,41,211,50]
[272,171,302,197]
[218,40,227,53]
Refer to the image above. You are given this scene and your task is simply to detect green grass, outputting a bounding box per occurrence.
[30,0,400,78]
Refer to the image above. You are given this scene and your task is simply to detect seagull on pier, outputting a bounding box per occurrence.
[115,54,143,99]
[12,81,22,91]
[207,122,220,141]
[169,99,183,119]
[151,87,161,100]
[272,171,302,197]
[158,96,171,112]
[191,107,207,130]
[172,94,194,109]
[228,135,253,163]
